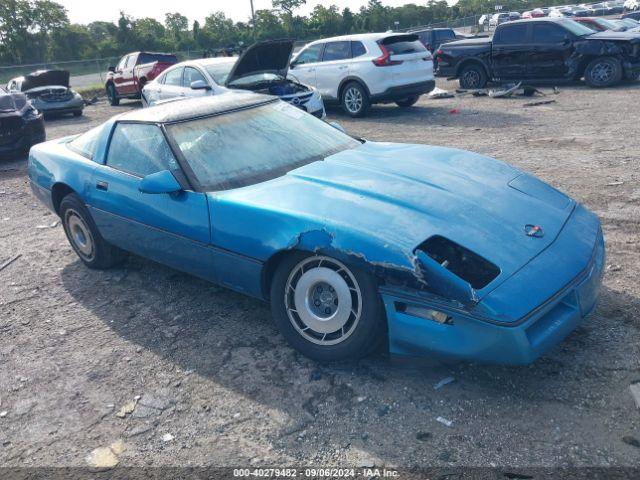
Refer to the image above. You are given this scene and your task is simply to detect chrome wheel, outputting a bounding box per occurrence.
[344,87,363,114]
[591,61,614,84]
[462,69,481,88]
[65,209,95,261]
[285,256,362,346]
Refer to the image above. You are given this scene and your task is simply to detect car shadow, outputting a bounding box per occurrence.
[60,252,639,464]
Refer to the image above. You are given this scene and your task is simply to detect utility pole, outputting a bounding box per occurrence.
[250,0,256,39]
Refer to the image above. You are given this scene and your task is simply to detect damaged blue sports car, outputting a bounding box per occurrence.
[28,93,605,365]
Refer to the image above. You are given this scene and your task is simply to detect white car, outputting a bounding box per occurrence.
[142,40,325,118]
[625,0,639,10]
[289,33,434,117]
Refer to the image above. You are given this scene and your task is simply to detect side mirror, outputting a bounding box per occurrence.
[108,66,116,72]
[139,170,182,195]
[190,80,211,90]
[330,121,346,133]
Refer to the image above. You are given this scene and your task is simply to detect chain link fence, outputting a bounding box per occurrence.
[0,50,208,90]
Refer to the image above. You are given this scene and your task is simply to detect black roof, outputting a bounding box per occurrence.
[118,92,275,124]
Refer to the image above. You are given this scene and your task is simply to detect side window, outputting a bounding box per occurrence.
[117,56,127,71]
[67,124,108,161]
[351,41,367,57]
[107,123,178,177]
[322,41,352,61]
[183,67,207,87]
[295,44,323,64]
[123,55,132,68]
[532,24,568,43]
[495,24,528,44]
[164,67,184,86]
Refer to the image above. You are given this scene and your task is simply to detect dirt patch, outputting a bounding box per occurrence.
[0,83,638,468]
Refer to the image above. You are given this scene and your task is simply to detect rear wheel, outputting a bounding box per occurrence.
[584,56,622,88]
[106,83,120,106]
[59,193,126,269]
[341,81,370,117]
[459,63,488,89]
[270,253,385,361]
[395,96,420,107]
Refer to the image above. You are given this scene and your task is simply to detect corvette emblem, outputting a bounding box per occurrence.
[291,97,301,105]
[524,224,544,238]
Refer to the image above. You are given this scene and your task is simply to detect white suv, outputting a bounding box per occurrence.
[289,33,435,117]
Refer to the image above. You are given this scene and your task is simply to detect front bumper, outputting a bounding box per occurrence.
[371,80,436,103]
[382,205,605,365]
[0,116,46,156]
[33,96,84,115]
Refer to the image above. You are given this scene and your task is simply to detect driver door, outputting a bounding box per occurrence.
[289,43,324,88]
[88,122,214,280]
[528,23,575,79]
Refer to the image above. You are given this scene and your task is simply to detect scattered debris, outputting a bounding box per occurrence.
[523,100,556,107]
[0,254,22,273]
[605,181,624,186]
[428,87,455,99]
[161,433,174,442]
[0,411,7,418]
[436,416,453,427]
[607,264,622,272]
[433,376,455,390]
[83,96,99,106]
[622,436,640,448]
[416,431,432,441]
[115,398,138,418]
[489,82,522,98]
[448,108,460,114]
[356,396,366,403]
[629,383,640,409]
[35,221,58,229]
[233,412,241,419]
[503,473,534,479]
[86,440,124,469]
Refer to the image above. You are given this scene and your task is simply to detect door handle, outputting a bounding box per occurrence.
[338,66,348,70]
[96,181,109,191]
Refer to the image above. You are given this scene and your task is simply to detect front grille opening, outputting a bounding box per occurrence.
[416,235,500,289]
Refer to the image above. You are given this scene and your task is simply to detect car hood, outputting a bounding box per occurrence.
[0,92,28,114]
[216,142,575,298]
[22,70,70,91]
[586,30,640,41]
[225,39,293,85]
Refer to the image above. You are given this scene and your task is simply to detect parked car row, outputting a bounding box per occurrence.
[140,33,436,118]
[437,17,640,89]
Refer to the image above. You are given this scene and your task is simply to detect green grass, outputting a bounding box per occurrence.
[76,83,105,99]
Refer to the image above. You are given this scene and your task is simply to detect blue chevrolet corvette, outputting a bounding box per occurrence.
[28,93,605,364]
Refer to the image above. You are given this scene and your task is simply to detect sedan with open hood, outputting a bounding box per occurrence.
[7,70,84,117]
[28,94,604,365]
[142,40,325,118]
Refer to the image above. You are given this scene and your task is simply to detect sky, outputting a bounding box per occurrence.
[57,0,436,25]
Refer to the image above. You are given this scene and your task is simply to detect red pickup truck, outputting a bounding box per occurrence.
[105,52,178,106]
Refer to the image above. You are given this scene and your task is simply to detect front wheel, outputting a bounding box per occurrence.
[59,193,126,269]
[72,110,82,117]
[395,96,420,107]
[270,253,385,361]
[106,83,120,106]
[584,56,622,88]
[341,82,370,117]
[459,64,488,89]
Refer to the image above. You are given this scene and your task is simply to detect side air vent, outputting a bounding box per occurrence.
[415,235,500,290]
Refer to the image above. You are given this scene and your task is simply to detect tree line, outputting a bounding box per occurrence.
[1,0,567,65]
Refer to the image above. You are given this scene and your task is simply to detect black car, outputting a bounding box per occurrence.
[436,18,640,88]
[0,87,45,158]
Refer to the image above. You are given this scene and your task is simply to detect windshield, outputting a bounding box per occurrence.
[595,18,623,30]
[0,95,16,112]
[561,19,597,36]
[204,62,235,84]
[167,101,359,191]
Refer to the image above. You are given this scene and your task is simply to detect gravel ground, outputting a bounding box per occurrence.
[0,79,639,471]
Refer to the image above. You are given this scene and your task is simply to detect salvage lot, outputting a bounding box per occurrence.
[0,79,639,469]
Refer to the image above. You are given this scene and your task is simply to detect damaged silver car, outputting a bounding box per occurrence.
[7,70,84,117]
